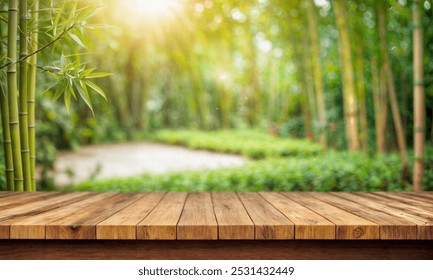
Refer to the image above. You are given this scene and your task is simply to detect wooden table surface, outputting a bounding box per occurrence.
[0,191,432,241]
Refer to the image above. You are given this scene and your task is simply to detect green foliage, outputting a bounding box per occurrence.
[72,151,413,192]
[43,54,110,114]
[150,129,322,159]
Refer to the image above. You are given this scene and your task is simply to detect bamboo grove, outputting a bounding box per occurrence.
[0,0,108,191]
[0,0,37,191]
[86,0,430,190]
[0,0,431,191]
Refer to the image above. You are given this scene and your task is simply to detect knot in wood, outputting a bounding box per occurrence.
[352,227,365,238]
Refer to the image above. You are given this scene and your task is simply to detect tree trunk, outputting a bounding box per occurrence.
[306,0,327,149]
[378,4,409,173]
[333,0,359,151]
[7,0,24,191]
[412,0,425,192]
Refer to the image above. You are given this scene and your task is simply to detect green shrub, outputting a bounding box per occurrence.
[150,129,323,159]
[73,151,412,192]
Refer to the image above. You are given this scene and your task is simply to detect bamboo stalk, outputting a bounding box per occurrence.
[306,0,327,149]
[27,0,39,191]
[0,22,15,190]
[7,0,24,191]
[355,43,368,153]
[334,0,359,151]
[378,4,409,171]
[300,30,316,141]
[412,0,424,192]
[371,55,384,154]
[19,0,32,191]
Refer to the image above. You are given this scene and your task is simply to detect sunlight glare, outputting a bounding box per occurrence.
[127,0,181,21]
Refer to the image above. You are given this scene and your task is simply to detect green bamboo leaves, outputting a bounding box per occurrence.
[45,54,110,115]
[0,0,108,191]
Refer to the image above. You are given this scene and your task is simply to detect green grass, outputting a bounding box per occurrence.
[149,129,323,159]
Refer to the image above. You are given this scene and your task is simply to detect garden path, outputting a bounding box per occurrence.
[53,142,248,186]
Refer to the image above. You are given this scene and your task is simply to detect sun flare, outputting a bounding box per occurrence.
[128,0,181,21]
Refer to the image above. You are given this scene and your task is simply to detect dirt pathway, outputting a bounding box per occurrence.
[53,142,248,186]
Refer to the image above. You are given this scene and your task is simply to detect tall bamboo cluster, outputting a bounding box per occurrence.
[1,0,38,191]
[377,3,409,174]
[412,0,425,192]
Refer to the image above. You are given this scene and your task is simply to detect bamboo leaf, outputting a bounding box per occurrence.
[64,87,71,114]
[86,72,112,78]
[69,32,86,48]
[67,80,77,100]
[83,79,107,101]
[53,1,67,36]
[41,82,58,95]
[74,80,94,114]
[60,53,66,67]
[53,81,67,102]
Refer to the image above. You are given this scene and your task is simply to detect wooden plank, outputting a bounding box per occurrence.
[408,192,433,199]
[0,192,61,210]
[238,192,294,239]
[282,192,379,240]
[334,193,433,240]
[309,192,418,239]
[46,193,141,240]
[0,192,21,198]
[0,193,85,238]
[98,192,165,240]
[177,192,217,240]
[374,192,433,210]
[8,192,115,239]
[394,192,433,204]
[212,192,254,239]
[356,193,433,221]
[138,192,187,240]
[260,192,335,239]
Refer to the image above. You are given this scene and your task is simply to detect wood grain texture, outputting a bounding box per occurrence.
[7,192,113,239]
[392,192,433,204]
[1,240,433,260]
[137,192,187,240]
[97,193,165,240]
[0,192,21,199]
[177,192,217,240]
[0,192,65,214]
[46,193,141,239]
[310,192,418,239]
[0,192,63,212]
[283,192,379,240]
[0,192,432,241]
[238,192,294,239]
[373,192,433,210]
[212,192,254,239]
[0,193,89,239]
[347,193,433,239]
[261,192,335,239]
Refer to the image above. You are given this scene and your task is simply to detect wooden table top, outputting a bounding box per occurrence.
[0,191,432,240]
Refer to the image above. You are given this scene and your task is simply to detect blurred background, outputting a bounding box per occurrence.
[0,0,432,192]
